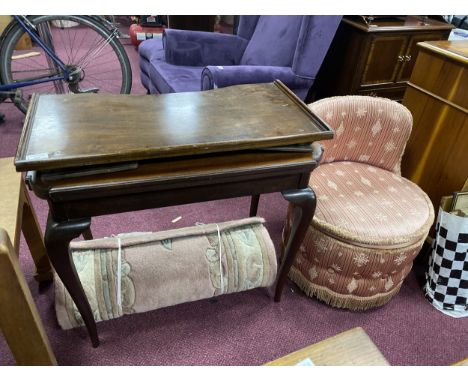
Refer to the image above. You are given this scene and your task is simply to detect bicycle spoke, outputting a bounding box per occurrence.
[69,24,89,64]
[83,70,123,78]
[11,54,52,75]
[1,15,131,113]
[72,30,101,65]
[77,34,115,69]
[11,67,57,75]
[81,58,126,71]
[84,74,123,83]
[71,32,104,66]
[54,20,74,64]
[22,81,66,92]
[11,73,61,83]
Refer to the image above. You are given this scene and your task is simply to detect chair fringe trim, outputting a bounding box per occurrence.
[289,267,403,311]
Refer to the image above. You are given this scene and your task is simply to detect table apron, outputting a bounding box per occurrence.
[49,171,311,221]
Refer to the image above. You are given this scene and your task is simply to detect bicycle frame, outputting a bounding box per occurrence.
[0,16,72,92]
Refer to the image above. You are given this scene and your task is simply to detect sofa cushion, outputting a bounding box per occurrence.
[140,38,203,93]
[309,162,434,248]
[148,62,203,94]
[240,15,302,67]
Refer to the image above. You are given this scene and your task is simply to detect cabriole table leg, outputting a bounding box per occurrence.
[274,187,316,302]
[44,213,99,347]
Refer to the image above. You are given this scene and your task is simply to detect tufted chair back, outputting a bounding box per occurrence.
[239,16,303,67]
[309,96,413,175]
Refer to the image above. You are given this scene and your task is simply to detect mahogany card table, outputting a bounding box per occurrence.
[15,81,333,347]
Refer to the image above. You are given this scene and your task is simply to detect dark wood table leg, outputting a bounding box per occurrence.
[274,187,316,302]
[82,227,93,240]
[249,195,260,217]
[44,213,99,347]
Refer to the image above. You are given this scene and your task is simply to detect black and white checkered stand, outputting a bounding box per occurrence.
[424,208,468,318]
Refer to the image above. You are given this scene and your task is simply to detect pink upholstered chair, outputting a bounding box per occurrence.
[284,96,434,310]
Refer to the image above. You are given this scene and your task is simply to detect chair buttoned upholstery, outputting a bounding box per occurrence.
[284,97,434,310]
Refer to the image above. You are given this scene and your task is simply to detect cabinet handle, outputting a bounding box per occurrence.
[398,55,405,62]
[405,55,412,62]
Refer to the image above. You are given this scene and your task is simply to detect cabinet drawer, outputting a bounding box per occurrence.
[357,86,406,101]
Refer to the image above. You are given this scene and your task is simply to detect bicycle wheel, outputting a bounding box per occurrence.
[0,15,132,113]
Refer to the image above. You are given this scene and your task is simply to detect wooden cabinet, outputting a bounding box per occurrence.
[311,16,454,102]
[401,40,468,211]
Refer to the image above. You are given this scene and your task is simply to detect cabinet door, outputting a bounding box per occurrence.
[397,32,450,82]
[361,35,407,86]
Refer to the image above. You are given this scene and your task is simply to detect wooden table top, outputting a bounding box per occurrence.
[418,40,468,65]
[343,15,454,33]
[15,81,332,172]
[264,327,390,366]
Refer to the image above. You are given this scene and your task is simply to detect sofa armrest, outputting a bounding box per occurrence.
[201,65,312,92]
[163,29,248,66]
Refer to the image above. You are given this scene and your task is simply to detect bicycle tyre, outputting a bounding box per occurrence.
[0,15,132,113]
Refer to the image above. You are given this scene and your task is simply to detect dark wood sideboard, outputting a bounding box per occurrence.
[310,16,454,102]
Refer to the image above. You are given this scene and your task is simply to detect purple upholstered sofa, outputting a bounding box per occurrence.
[139,15,342,100]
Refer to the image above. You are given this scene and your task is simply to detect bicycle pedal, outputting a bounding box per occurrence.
[13,90,23,107]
